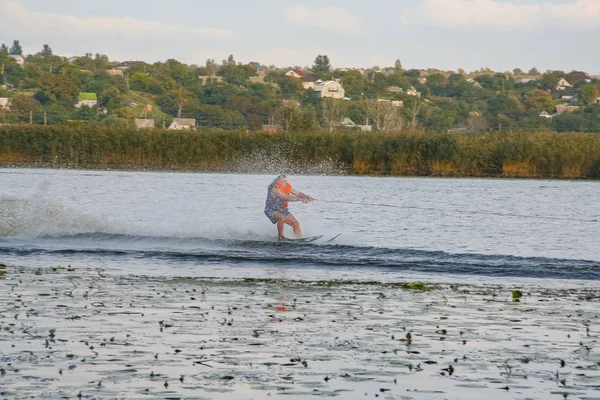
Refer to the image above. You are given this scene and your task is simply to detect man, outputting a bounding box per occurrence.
[264,175,314,240]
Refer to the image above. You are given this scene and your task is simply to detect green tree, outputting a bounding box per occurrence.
[75,105,98,121]
[513,68,524,76]
[0,44,8,54]
[564,71,589,86]
[10,40,23,56]
[488,94,522,119]
[312,55,331,74]
[278,76,303,99]
[524,90,554,112]
[341,70,366,97]
[540,71,564,91]
[528,67,540,76]
[98,87,125,111]
[394,59,403,72]
[35,74,80,104]
[578,85,599,105]
[10,94,38,115]
[40,44,53,57]
[129,72,164,95]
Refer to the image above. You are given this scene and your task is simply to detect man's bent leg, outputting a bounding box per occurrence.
[272,211,286,239]
[284,213,301,238]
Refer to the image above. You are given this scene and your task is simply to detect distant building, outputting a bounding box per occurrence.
[555,104,580,115]
[198,75,224,85]
[117,61,140,69]
[285,69,305,79]
[0,97,10,110]
[9,55,25,66]
[248,76,265,84]
[315,81,345,99]
[467,79,483,89]
[67,56,79,63]
[376,99,403,107]
[106,69,124,77]
[340,117,372,132]
[135,119,155,130]
[539,111,553,119]
[556,78,573,91]
[248,62,265,77]
[406,88,421,97]
[262,124,279,133]
[75,93,98,108]
[301,74,319,90]
[168,118,196,130]
[386,86,404,94]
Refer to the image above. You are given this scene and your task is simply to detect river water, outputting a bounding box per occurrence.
[1,168,599,284]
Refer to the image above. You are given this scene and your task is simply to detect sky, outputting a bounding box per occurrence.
[1,0,599,73]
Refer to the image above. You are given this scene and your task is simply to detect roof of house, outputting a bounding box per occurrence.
[249,62,264,70]
[292,69,305,77]
[302,74,318,83]
[135,119,155,129]
[386,86,403,93]
[340,117,356,126]
[78,93,97,101]
[172,118,196,126]
[315,81,339,91]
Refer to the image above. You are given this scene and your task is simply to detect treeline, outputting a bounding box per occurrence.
[1,42,600,133]
[1,125,599,179]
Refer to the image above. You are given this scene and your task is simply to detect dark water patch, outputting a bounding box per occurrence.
[2,232,600,280]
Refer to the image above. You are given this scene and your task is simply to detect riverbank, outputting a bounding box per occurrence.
[1,126,600,179]
[1,263,599,399]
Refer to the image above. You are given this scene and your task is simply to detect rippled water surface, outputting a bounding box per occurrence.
[1,168,599,282]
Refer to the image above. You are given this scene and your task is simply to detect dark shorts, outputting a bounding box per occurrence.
[265,209,290,224]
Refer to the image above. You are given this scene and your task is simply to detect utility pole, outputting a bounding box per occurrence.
[44,110,47,126]
[29,110,33,124]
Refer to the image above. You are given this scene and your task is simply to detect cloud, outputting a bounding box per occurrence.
[0,0,238,41]
[285,6,362,34]
[400,0,600,30]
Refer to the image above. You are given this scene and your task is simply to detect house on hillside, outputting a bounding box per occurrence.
[75,93,98,108]
[248,62,265,77]
[301,74,320,90]
[386,86,403,94]
[315,81,345,99]
[555,104,580,115]
[556,78,572,91]
[168,118,196,130]
[406,88,421,97]
[9,55,25,66]
[0,97,10,110]
[539,111,553,119]
[262,124,279,133]
[117,61,140,69]
[340,117,372,132]
[467,79,484,89]
[285,69,305,79]
[248,76,265,84]
[135,119,155,130]
[199,75,224,85]
[107,68,124,77]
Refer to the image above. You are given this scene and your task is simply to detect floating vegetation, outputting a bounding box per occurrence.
[1,265,600,399]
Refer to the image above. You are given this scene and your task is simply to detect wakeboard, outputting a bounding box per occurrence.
[283,235,323,243]
[281,233,341,243]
